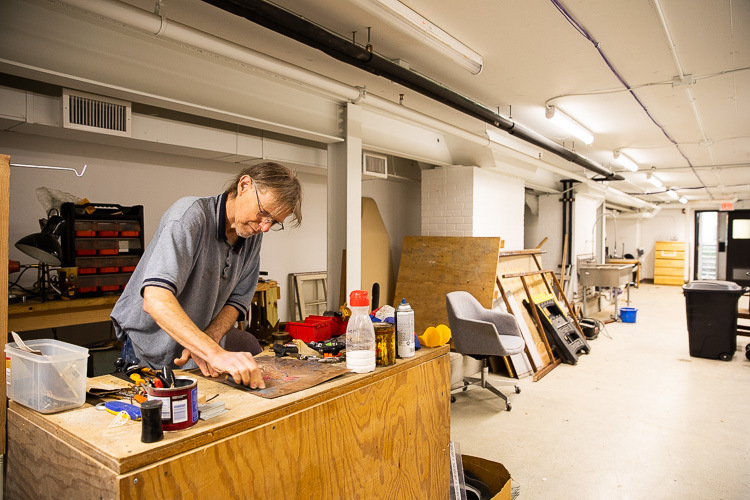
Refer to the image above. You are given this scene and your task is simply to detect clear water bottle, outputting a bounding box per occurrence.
[346,290,376,373]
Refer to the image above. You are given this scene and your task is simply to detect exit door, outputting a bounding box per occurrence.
[727,209,750,287]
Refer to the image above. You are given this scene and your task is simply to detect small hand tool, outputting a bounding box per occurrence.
[96,401,142,421]
[161,366,175,388]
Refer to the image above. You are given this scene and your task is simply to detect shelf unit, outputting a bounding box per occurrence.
[654,241,685,286]
[60,202,144,295]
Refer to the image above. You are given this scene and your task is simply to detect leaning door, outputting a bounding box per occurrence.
[726,209,750,286]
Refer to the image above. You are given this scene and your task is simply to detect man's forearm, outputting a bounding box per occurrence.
[142,286,222,361]
[204,305,240,344]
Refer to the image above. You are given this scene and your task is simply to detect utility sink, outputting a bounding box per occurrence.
[579,263,634,288]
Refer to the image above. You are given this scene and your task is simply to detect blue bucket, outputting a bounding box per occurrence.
[619,307,638,323]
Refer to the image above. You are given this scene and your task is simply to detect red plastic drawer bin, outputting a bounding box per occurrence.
[285,321,332,342]
[304,315,347,336]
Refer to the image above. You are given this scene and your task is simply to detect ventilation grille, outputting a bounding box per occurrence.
[363,152,387,179]
[63,90,131,137]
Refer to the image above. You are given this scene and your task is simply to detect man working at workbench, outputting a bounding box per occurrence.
[111,162,302,389]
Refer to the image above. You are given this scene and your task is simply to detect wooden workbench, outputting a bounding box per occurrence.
[5,346,450,499]
[8,281,280,333]
[8,295,120,332]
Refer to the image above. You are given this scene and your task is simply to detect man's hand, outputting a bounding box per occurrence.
[174,348,265,389]
[174,349,220,378]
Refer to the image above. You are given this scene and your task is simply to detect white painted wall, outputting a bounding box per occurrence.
[421,165,525,247]
[421,166,474,237]
[533,193,564,271]
[572,194,603,291]
[3,133,328,322]
[361,177,421,279]
[473,168,525,249]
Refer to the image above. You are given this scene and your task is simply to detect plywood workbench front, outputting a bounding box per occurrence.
[5,346,450,499]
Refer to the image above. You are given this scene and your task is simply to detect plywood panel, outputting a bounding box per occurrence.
[654,276,685,286]
[655,259,684,269]
[394,236,502,334]
[655,241,685,251]
[656,250,685,260]
[5,409,118,499]
[362,197,395,307]
[496,257,551,367]
[654,266,684,277]
[119,355,451,499]
[1,154,9,454]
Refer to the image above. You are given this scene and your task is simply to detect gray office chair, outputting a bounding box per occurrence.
[446,291,525,411]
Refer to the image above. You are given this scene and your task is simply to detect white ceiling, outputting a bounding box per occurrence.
[3,0,749,207]
[155,0,750,206]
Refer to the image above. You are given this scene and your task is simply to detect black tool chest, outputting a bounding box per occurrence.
[60,202,144,295]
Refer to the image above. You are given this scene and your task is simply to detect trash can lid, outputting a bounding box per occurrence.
[683,280,745,293]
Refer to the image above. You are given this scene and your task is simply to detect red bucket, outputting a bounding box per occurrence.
[146,376,199,431]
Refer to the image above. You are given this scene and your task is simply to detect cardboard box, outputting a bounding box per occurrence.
[462,455,512,500]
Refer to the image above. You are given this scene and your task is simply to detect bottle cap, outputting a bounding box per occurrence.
[349,290,369,307]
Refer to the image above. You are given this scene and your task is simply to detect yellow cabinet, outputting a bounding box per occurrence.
[654,241,685,286]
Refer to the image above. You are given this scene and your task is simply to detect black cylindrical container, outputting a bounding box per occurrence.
[140,399,164,443]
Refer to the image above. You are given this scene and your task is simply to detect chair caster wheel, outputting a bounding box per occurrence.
[505,402,512,411]
[514,385,521,394]
[451,395,456,403]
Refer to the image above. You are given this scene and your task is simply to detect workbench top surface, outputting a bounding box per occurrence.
[9,345,448,475]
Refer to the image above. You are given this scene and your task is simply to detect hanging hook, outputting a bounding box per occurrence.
[10,163,88,177]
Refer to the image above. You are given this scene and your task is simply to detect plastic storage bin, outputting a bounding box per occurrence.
[683,280,749,361]
[5,339,89,413]
[305,315,348,336]
[285,320,332,342]
[619,307,638,323]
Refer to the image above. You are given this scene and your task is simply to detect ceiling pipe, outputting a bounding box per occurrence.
[368,97,657,210]
[200,0,623,181]
[53,0,641,202]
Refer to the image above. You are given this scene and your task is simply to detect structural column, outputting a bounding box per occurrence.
[327,103,363,308]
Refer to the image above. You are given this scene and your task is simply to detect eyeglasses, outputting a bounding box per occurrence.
[253,182,284,231]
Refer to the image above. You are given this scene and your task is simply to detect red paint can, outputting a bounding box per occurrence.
[146,376,199,431]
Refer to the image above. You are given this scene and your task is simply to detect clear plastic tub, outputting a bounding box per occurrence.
[5,339,89,413]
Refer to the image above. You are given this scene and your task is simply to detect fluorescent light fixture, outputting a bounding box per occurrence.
[666,189,679,200]
[486,128,541,160]
[646,173,663,188]
[545,106,594,145]
[679,196,688,204]
[613,151,639,172]
[356,0,483,74]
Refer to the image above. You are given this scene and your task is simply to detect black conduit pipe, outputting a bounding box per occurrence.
[202,0,623,181]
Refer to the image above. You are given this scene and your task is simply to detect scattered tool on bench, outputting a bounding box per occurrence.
[161,366,175,388]
[96,401,142,421]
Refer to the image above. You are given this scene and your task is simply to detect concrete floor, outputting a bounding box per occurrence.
[450,284,750,500]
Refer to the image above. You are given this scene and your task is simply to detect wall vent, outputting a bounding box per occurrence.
[363,152,387,179]
[62,89,131,137]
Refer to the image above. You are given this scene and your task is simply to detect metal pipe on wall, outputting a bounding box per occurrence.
[52,0,653,207]
[200,0,623,181]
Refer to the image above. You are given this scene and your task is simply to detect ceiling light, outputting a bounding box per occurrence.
[486,128,541,160]
[613,151,639,172]
[356,0,483,75]
[666,189,679,200]
[679,197,688,204]
[545,106,594,145]
[646,173,663,188]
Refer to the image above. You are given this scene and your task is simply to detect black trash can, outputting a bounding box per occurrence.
[683,280,749,361]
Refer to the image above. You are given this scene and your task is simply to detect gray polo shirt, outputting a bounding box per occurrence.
[111,193,262,368]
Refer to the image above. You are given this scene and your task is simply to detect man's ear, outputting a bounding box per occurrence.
[238,175,252,194]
